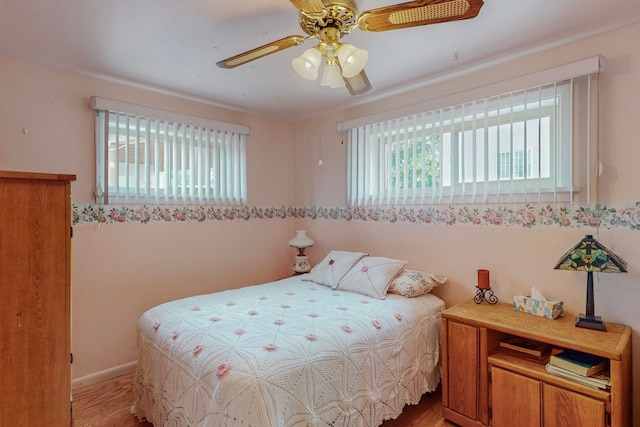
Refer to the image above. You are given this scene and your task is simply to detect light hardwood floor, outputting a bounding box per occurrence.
[73,371,456,426]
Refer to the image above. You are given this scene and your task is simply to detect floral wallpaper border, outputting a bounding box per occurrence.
[72,201,640,230]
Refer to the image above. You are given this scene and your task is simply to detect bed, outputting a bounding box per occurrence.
[132,251,446,426]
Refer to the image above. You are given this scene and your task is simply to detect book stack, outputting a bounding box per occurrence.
[545,349,610,389]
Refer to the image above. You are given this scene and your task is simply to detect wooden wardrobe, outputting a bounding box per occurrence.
[0,171,76,426]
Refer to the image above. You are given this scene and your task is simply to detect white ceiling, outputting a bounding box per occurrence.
[2,0,640,122]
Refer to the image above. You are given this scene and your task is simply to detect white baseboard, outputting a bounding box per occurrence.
[72,361,138,390]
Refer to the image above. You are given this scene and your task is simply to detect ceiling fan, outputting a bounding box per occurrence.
[216,0,484,95]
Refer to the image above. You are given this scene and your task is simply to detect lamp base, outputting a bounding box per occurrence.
[292,255,311,274]
[575,314,607,331]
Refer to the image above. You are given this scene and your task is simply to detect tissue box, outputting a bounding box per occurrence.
[513,294,563,319]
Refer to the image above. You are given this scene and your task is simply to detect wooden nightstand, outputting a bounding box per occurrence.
[441,299,632,427]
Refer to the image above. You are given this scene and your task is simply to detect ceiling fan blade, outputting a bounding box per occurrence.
[344,70,372,96]
[216,36,305,69]
[289,0,326,14]
[358,0,483,32]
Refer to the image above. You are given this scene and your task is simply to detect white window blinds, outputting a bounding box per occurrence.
[92,97,249,205]
[346,57,601,207]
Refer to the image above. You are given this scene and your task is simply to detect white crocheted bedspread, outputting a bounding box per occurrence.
[132,275,444,427]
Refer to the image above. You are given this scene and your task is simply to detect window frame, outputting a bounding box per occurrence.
[346,75,594,207]
[91,97,249,206]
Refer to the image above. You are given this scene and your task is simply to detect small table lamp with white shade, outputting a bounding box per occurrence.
[289,230,315,273]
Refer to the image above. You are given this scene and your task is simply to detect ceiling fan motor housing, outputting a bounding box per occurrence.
[299,0,360,37]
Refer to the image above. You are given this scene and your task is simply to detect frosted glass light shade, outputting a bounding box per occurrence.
[337,44,368,78]
[292,48,322,80]
[320,62,345,88]
[288,230,314,248]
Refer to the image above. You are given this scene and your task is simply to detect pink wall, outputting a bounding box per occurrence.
[293,22,640,422]
[0,55,296,207]
[0,55,299,381]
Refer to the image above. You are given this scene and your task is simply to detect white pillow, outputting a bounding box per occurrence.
[336,256,408,299]
[388,269,448,297]
[304,250,367,289]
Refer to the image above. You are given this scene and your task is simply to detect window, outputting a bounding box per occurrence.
[92,97,249,205]
[346,58,600,207]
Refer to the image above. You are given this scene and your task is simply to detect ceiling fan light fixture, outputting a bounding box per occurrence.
[292,48,322,80]
[337,43,368,78]
[218,0,486,96]
[320,60,345,88]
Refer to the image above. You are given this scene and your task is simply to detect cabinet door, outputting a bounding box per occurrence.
[543,384,605,427]
[446,321,479,420]
[491,366,541,427]
[0,177,71,426]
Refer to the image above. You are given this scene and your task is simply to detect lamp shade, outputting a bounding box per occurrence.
[554,235,627,273]
[292,48,322,80]
[320,61,345,88]
[337,43,368,78]
[288,230,314,248]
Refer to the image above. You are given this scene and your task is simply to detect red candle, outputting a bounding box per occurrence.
[478,269,490,289]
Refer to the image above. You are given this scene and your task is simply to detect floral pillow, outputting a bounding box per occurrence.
[388,269,448,297]
[336,256,408,299]
[304,250,368,289]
